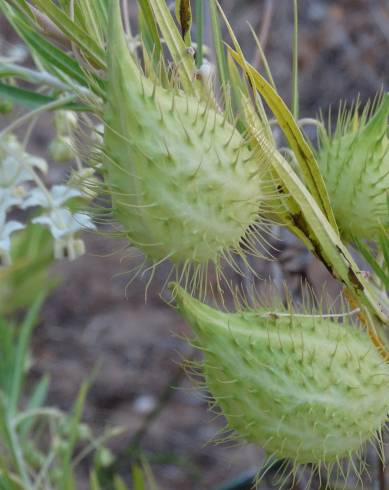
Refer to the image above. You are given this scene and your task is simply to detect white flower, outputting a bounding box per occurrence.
[22,185,82,209]
[0,220,24,266]
[32,208,94,239]
[0,134,48,219]
[32,208,95,260]
[0,155,46,187]
[0,135,47,188]
[0,188,25,223]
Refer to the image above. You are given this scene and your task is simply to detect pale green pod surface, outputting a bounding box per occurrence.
[317,94,389,241]
[103,1,264,265]
[173,285,389,465]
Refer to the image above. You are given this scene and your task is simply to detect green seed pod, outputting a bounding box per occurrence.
[317,94,389,241]
[173,285,389,466]
[102,2,266,268]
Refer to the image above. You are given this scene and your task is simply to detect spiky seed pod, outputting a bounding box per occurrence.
[173,285,389,466]
[102,2,267,268]
[317,94,389,241]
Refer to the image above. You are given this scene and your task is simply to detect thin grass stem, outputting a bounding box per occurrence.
[291,0,299,119]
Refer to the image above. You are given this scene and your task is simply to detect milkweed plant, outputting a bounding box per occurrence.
[0,0,388,488]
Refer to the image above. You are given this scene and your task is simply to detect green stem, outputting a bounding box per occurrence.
[0,63,91,96]
[0,95,77,138]
[122,0,133,39]
[209,0,229,91]
[5,417,32,488]
[291,0,299,119]
[195,0,204,68]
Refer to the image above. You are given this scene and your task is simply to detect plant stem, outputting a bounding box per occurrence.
[209,0,229,91]
[122,0,133,39]
[5,417,32,488]
[0,63,91,96]
[0,95,77,138]
[195,0,204,68]
[24,161,54,207]
[259,0,274,49]
[291,0,299,119]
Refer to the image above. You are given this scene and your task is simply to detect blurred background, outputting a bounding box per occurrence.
[1,0,389,488]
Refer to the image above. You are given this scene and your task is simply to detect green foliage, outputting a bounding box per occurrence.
[0,225,56,315]
[0,302,131,490]
[0,83,86,111]
[0,0,105,100]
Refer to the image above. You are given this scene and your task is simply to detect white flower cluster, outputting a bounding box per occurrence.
[0,133,95,265]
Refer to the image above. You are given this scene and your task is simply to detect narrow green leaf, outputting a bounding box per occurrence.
[208,0,229,92]
[141,459,159,490]
[229,48,338,233]
[89,471,102,490]
[291,0,299,118]
[380,233,389,275]
[60,382,89,490]
[132,466,146,490]
[114,476,129,490]
[74,0,108,50]
[23,30,89,87]
[147,0,197,94]
[138,0,162,63]
[6,0,32,18]
[379,195,389,272]
[0,83,89,111]
[0,319,15,402]
[9,296,44,416]
[0,467,22,490]
[1,3,92,89]
[19,375,50,438]
[247,23,276,88]
[195,0,204,67]
[243,99,389,334]
[32,0,106,68]
[0,83,56,109]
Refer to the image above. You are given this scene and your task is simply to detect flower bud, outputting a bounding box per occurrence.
[48,136,75,162]
[54,110,78,135]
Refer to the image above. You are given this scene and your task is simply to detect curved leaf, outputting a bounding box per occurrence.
[229,48,338,234]
[0,82,89,110]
